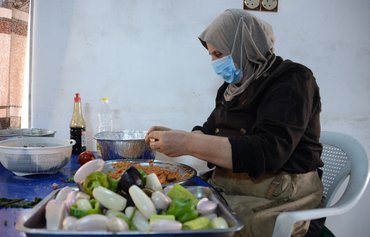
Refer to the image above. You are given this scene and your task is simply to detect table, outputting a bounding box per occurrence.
[0,155,80,237]
[0,155,209,237]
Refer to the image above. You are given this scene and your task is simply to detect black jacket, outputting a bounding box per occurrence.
[193,56,324,178]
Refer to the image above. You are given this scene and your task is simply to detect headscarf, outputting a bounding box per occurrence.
[199,9,276,101]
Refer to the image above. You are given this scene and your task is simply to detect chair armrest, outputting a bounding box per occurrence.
[272,206,340,237]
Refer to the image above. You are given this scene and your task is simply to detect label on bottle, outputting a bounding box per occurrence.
[70,127,86,154]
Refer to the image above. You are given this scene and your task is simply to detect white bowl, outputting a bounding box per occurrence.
[0,137,75,176]
[0,128,56,141]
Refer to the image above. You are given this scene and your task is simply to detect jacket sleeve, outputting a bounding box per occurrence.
[229,69,319,178]
[192,83,227,135]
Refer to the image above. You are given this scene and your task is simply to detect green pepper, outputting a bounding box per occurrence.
[70,199,101,218]
[108,175,119,193]
[166,184,198,206]
[183,216,211,230]
[166,198,199,223]
[83,171,110,196]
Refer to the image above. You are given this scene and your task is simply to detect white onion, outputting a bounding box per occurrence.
[73,159,104,183]
[107,217,129,232]
[92,186,127,211]
[129,185,156,219]
[76,214,108,231]
[55,186,74,202]
[151,190,171,210]
[149,219,182,231]
[64,191,89,211]
[196,197,217,216]
[45,199,65,230]
[145,173,162,191]
[124,206,135,218]
[62,216,77,230]
[131,209,150,232]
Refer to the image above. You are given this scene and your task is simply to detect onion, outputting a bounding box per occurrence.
[151,190,171,210]
[149,219,182,231]
[62,216,77,230]
[45,199,65,230]
[73,159,104,184]
[64,190,89,211]
[76,214,108,231]
[129,185,156,219]
[55,186,74,202]
[131,209,150,232]
[93,186,127,211]
[107,217,129,232]
[145,173,162,191]
[196,198,217,216]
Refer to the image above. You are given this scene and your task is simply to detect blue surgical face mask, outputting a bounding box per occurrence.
[212,55,243,84]
[211,18,244,84]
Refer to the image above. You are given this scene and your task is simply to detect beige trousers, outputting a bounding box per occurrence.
[210,168,324,237]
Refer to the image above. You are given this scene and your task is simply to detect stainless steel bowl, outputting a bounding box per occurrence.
[0,128,56,141]
[94,131,155,160]
[0,137,75,176]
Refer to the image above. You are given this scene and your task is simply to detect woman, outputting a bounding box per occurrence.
[145,9,324,237]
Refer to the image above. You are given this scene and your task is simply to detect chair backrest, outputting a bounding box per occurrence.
[320,143,351,206]
[272,131,369,237]
[319,131,369,208]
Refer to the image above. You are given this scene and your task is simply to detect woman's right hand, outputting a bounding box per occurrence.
[145,126,171,141]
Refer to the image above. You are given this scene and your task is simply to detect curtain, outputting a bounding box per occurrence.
[0,0,30,129]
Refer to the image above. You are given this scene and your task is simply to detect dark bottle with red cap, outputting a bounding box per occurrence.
[70,93,86,154]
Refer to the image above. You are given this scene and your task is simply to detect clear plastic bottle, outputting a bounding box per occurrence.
[96,97,113,157]
[70,93,86,154]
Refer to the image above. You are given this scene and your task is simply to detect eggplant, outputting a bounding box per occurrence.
[117,189,135,207]
[117,166,145,194]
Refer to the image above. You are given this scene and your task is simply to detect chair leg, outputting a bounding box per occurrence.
[304,217,326,236]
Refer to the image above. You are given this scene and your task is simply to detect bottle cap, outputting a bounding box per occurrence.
[74,93,81,102]
[100,97,109,103]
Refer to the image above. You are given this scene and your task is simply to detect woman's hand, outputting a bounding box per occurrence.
[145,126,233,169]
[146,126,171,134]
[145,127,191,157]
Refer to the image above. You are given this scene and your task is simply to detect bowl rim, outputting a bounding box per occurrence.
[0,137,75,150]
[0,128,56,137]
[93,130,147,141]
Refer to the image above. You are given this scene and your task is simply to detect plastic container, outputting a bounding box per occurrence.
[96,97,113,157]
[97,97,113,132]
[0,137,75,176]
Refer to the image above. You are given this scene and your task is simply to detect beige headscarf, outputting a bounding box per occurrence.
[199,9,276,101]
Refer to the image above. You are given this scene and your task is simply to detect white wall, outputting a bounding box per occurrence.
[30,0,370,236]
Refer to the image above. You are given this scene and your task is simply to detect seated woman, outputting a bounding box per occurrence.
[145,9,324,237]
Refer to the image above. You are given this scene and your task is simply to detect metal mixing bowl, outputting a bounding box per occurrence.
[0,137,75,176]
[0,128,56,141]
[94,130,155,160]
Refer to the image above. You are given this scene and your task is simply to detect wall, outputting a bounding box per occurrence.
[30,0,370,236]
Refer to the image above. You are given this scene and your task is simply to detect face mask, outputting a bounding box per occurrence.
[212,55,243,84]
[211,17,244,84]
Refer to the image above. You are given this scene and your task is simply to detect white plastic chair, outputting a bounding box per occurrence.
[272,131,370,237]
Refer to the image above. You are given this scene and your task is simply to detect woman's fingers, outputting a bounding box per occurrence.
[145,126,171,142]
